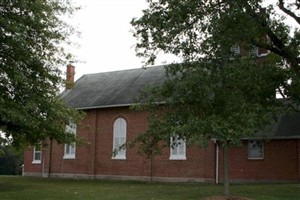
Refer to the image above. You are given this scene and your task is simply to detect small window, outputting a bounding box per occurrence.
[248,140,264,159]
[112,118,126,160]
[63,123,76,159]
[32,145,42,164]
[230,44,240,55]
[170,135,186,160]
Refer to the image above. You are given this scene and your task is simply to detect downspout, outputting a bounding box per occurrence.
[213,139,219,184]
[94,110,99,178]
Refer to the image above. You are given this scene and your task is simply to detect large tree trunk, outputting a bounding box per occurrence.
[223,143,230,196]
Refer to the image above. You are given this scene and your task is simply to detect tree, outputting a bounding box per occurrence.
[0,136,23,175]
[0,0,82,148]
[131,0,299,196]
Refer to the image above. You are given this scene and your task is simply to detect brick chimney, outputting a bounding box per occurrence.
[66,64,75,90]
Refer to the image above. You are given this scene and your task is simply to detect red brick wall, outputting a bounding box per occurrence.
[47,110,97,175]
[218,140,300,182]
[150,145,215,180]
[90,107,215,180]
[23,147,43,174]
[23,107,300,182]
[24,107,215,180]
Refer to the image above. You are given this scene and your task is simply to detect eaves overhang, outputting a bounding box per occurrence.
[74,103,133,110]
[73,101,166,110]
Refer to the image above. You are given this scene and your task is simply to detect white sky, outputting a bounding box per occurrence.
[66,0,153,80]
[66,0,297,81]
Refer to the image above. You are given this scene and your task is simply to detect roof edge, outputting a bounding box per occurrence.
[242,136,300,140]
[74,101,166,110]
[75,103,134,110]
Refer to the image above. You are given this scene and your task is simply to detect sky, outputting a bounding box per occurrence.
[66,0,152,80]
[66,0,296,81]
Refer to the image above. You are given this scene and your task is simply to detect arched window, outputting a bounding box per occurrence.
[170,135,186,160]
[112,118,127,159]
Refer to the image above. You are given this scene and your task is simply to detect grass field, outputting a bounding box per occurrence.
[0,176,299,200]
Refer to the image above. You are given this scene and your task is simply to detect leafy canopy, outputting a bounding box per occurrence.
[0,0,82,147]
[131,0,300,154]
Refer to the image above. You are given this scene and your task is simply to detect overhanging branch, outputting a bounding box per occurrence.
[278,0,300,25]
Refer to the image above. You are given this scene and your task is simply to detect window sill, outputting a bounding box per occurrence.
[248,157,264,160]
[112,156,126,160]
[32,160,41,164]
[63,155,76,159]
[169,156,186,160]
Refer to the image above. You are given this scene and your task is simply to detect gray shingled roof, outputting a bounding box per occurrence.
[61,65,300,139]
[61,66,166,109]
[250,112,300,139]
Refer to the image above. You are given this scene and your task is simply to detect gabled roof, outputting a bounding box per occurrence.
[61,64,300,139]
[256,112,300,139]
[61,66,166,110]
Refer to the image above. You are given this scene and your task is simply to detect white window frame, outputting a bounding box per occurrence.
[169,135,186,160]
[32,145,42,164]
[63,123,76,159]
[248,140,264,160]
[112,118,127,160]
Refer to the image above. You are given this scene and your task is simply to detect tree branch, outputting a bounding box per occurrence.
[277,87,286,99]
[249,7,300,75]
[278,0,300,25]
[249,8,285,52]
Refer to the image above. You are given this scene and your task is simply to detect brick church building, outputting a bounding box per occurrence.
[23,65,300,183]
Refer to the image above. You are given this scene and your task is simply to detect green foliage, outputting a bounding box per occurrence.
[132,1,299,69]
[132,0,300,195]
[0,137,23,175]
[134,58,287,156]
[131,0,300,154]
[0,0,83,147]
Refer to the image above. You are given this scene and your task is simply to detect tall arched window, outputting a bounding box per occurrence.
[170,135,186,160]
[112,118,127,159]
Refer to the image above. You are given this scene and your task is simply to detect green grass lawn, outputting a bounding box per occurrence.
[0,176,299,200]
